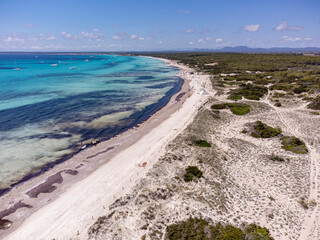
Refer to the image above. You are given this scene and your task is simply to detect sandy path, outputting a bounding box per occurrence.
[2,64,210,240]
[261,91,320,240]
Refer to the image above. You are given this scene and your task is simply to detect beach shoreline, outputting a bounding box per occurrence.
[0,57,211,239]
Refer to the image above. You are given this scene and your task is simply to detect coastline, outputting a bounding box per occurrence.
[0,55,182,195]
[0,58,211,239]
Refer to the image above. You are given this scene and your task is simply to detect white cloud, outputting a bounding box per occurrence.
[130,34,137,39]
[60,31,72,38]
[243,24,260,32]
[138,37,144,40]
[205,37,212,41]
[3,37,25,42]
[215,38,223,43]
[276,21,303,31]
[111,32,128,40]
[81,32,99,39]
[282,36,301,42]
[189,41,194,45]
[44,35,55,41]
[178,10,190,14]
[305,38,312,41]
[158,40,163,45]
[185,29,195,34]
[198,38,205,43]
[93,28,99,32]
[112,35,120,40]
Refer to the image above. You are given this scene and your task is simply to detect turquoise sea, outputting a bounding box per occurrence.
[0,54,181,192]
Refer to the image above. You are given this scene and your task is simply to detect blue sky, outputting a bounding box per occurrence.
[0,0,319,51]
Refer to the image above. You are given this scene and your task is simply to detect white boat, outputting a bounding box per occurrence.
[84,59,89,62]
[69,66,76,69]
[50,64,58,67]
[13,68,21,71]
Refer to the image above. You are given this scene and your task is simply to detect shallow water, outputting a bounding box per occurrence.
[0,54,181,189]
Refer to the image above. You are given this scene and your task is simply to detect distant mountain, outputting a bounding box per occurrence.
[192,46,320,53]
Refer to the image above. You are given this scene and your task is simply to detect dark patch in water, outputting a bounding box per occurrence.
[29,133,73,140]
[137,76,155,80]
[0,90,126,132]
[108,79,130,84]
[96,71,154,78]
[0,90,62,101]
[145,82,174,89]
[133,77,178,84]
[35,72,90,78]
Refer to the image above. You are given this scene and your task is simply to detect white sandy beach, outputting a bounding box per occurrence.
[1,59,211,240]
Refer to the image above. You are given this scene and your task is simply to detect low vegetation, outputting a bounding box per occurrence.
[165,218,274,240]
[228,83,268,100]
[307,95,320,110]
[211,103,251,115]
[281,136,308,154]
[195,139,211,147]
[184,166,203,182]
[245,223,274,240]
[251,121,282,138]
[146,52,320,97]
[269,154,285,162]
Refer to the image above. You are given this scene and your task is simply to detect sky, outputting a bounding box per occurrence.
[0,0,319,51]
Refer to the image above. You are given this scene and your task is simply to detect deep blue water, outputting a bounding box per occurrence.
[0,54,181,190]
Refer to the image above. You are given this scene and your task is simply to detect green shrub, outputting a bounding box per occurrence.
[184,166,203,182]
[274,102,282,107]
[195,140,211,147]
[165,218,209,240]
[245,224,274,240]
[307,95,320,110]
[281,136,308,154]
[183,173,194,182]
[165,219,274,240]
[228,83,268,100]
[269,155,285,162]
[211,103,228,110]
[228,103,251,115]
[210,223,245,240]
[211,103,251,115]
[269,83,294,92]
[251,121,282,138]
